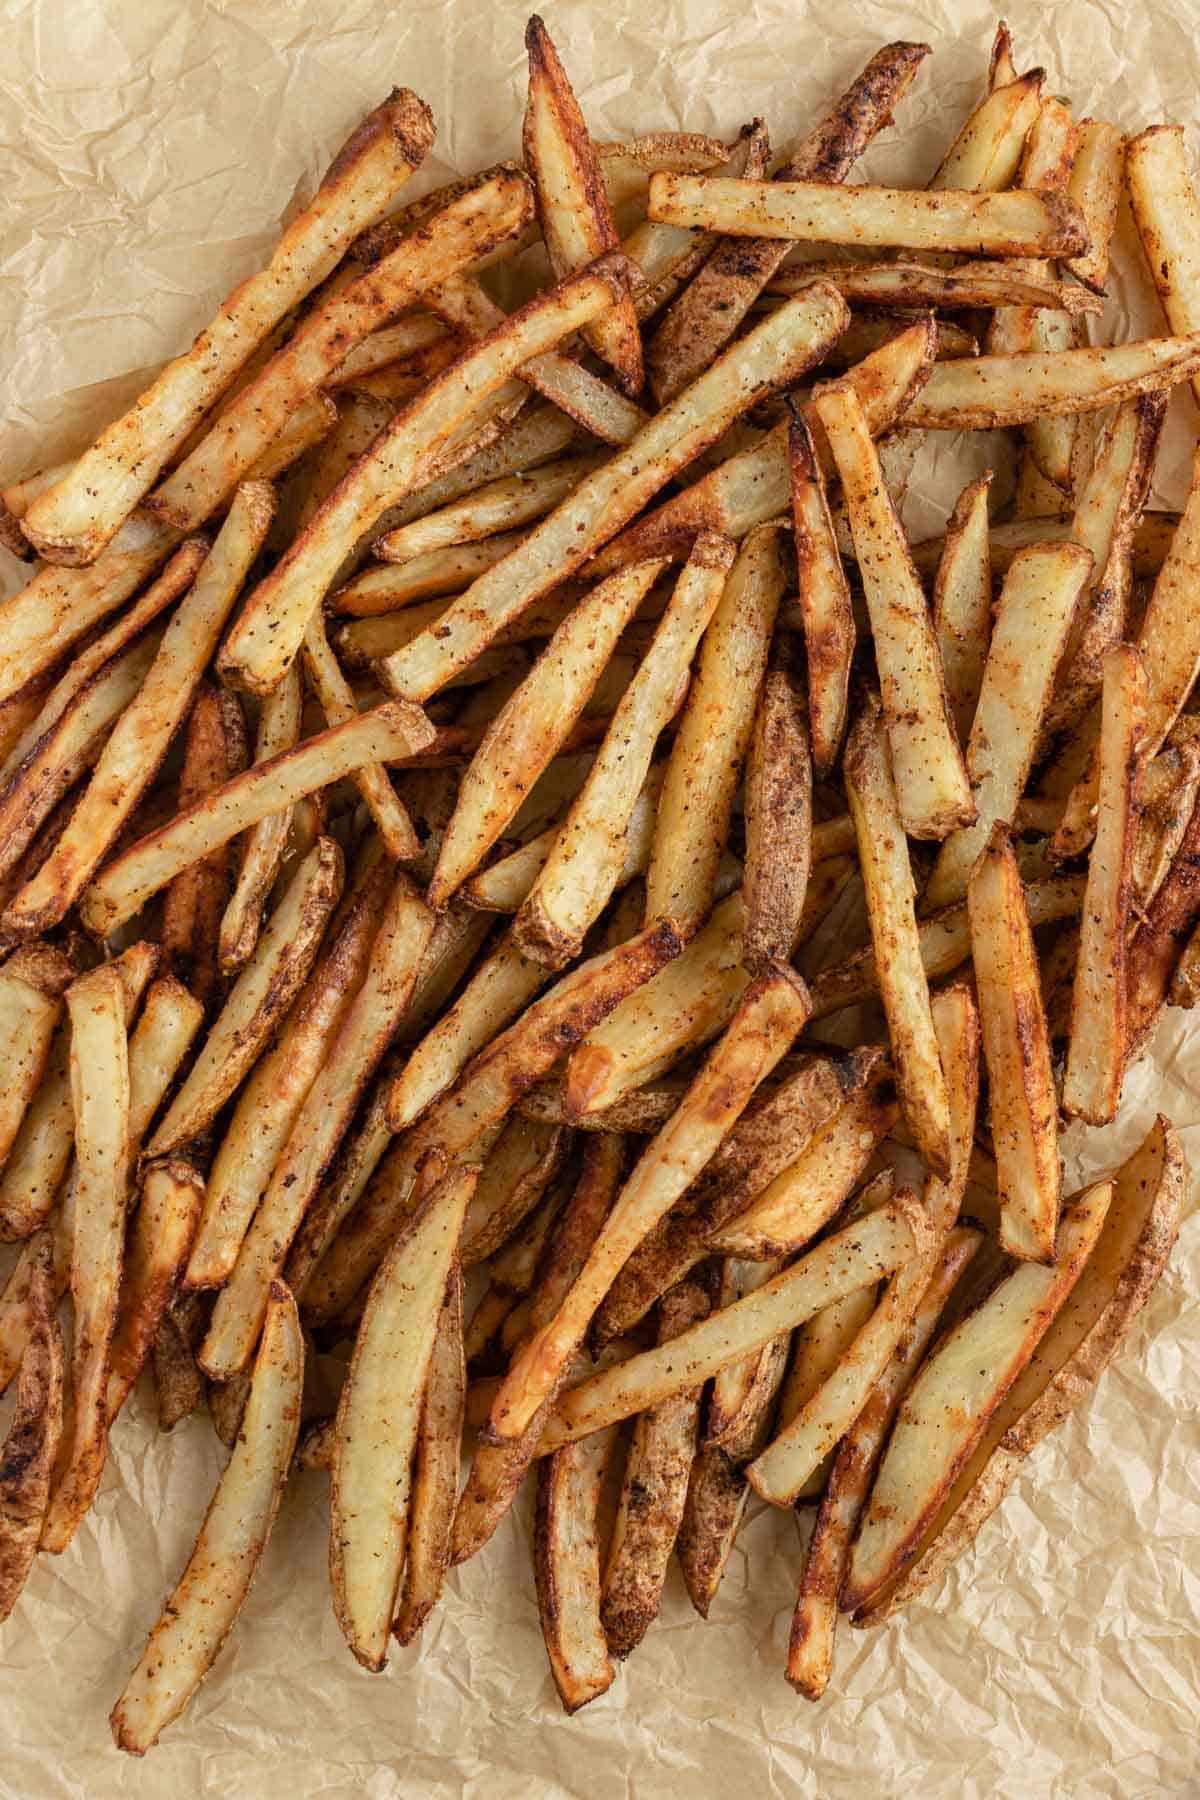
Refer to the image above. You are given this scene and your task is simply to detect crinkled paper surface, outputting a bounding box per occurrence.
[2,1,1199,1794]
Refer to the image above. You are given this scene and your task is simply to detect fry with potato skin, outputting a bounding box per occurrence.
[393,1264,466,1646]
[303,609,418,860]
[0,1238,63,1621]
[218,662,303,974]
[1126,126,1200,407]
[905,334,1200,431]
[741,654,813,968]
[159,684,247,1007]
[535,1422,621,1713]
[111,1281,303,1753]
[460,1115,568,1266]
[768,258,1100,315]
[790,412,853,778]
[932,474,992,747]
[374,454,606,566]
[106,1160,205,1424]
[1065,118,1123,294]
[930,67,1044,189]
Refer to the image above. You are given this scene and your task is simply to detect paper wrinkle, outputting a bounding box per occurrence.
[2,2,1199,1794]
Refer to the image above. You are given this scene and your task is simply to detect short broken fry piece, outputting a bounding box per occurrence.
[0,1238,63,1621]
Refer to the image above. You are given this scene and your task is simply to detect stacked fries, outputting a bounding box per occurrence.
[3,14,1199,1748]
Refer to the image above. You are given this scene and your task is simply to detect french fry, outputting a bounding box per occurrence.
[933,474,992,746]
[486,968,810,1443]
[0,943,74,1182]
[160,684,247,1006]
[151,1296,206,1433]
[626,120,770,326]
[769,258,1101,315]
[931,66,1044,190]
[786,1224,980,1696]
[1063,647,1147,1123]
[330,1163,475,1670]
[106,1160,205,1424]
[968,830,1061,1263]
[186,854,392,1290]
[704,1255,790,1454]
[40,966,130,1553]
[1126,126,1200,409]
[393,1264,466,1646]
[0,1015,73,1243]
[218,662,303,974]
[844,699,952,1172]
[926,542,1094,907]
[200,871,434,1378]
[600,1280,709,1658]
[644,42,931,402]
[335,536,533,624]
[534,1422,621,1712]
[741,654,813,968]
[676,1446,751,1617]
[111,1281,302,1752]
[379,285,849,702]
[841,1179,1113,1616]
[1135,738,1200,913]
[815,388,971,840]
[80,699,433,939]
[218,263,632,697]
[0,1238,63,1622]
[460,1115,568,1265]
[1064,118,1123,293]
[428,560,666,906]
[149,171,532,531]
[523,17,643,395]
[304,610,418,859]
[296,1133,426,1331]
[790,413,853,778]
[905,333,1200,430]
[515,535,734,965]
[374,454,605,566]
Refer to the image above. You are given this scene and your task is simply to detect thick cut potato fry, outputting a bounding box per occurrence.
[769,258,1101,315]
[486,969,810,1443]
[644,42,931,402]
[460,1116,568,1265]
[856,1117,1184,1625]
[80,699,433,939]
[787,1225,979,1696]
[523,17,643,395]
[41,966,130,1554]
[111,1281,302,1752]
[201,872,434,1378]
[933,474,992,747]
[1065,118,1123,293]
[380,285,849,702]
[648,172,1086,255]
[374,454,605,566]
[790,413,853,778]
[645,528,782,938]
[394,1265,466,1645]
[429,561,665,907]
[841,1180,1112,1616]
[218,263,631,697]
[535,1422,620,1713]
[150,171,532,531]
[186,855,391,1290]
[1064,648,1147,1124]
[742,656,813,968]
[1135,739,1200,914]
[626,121,770,326]
[600,1280,708,1658]
[926,542,1093,907]
[218,663,303,974]
[905,334,1200,430]
[815,387,971,841]
[0,943,74,1181]
[968,831,1061,1264]
[543,1201,921,1448]
[25,92,433,566]
[106,1160,205,1424]
[151,839,342,1153]
[3,485,274,942]
[931,67,1043,189]
[845,699,952,1173]
[330,1163,475,1670]
[0,1239,63,1622]
[1127,127,1200,405]
[515,536,733,966]
[303,610,418,859]
[676,1446,752,1617]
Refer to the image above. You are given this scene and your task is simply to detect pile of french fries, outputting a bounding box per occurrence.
[1,12,1198,1748]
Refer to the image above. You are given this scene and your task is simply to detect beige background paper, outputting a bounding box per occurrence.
[2,1,1199,1794]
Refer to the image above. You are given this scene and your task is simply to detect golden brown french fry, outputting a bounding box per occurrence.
[815,387,971,840]
[626,120,770,326]
[854,1117,1184,1625]
[0,1009,73,1244]
[200,872,434,1378]
[159,684,246,1007]
[741,655,813,969]
[534,1422,620,1713]
[768,257,1101,315]
[643,42,931,402]
[303,610,418,859]
[218,262,632,697]
[786,1224,980,1696]
[926,542,1094,907]
[110,1281,302,1752]
[704,1256,789,1455]
[0,1238,63,1622]
[1126,781,1200,1054]
[906,333,1200,430]
[25,93,432,566]
[0,943,73,1183]
[1135,738,1200,913]
[330,1163,475,1670]
[842,1179,1112,1616]
[80,699,434,939]
[789,411,852,777]
[987,19,1019,90]
[393,1264,466,1646]
[218,662,303,974]
[931,67,1043,190]
[933,474,992,747]
[428,561,666,907]
[40,966,130,1553]
[1064,647,1147,1123]
[600,1280,708,1658]
[1064,118,1123,293]
[515,536,733,965]
[379,285,849,702]
[676,1447,749,1617]
[968,830,1060,1263]
[460,1116,568,1266]
[1126,126,1200,408]
[844,699,951,1173]
[336,535,532,623]
[374,454,604,565]
[523,16,643,395]
[486,968,810,1443]
[106,1160,205,1424]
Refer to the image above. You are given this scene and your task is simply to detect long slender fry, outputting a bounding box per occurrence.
[905,334,1200,430]
[394,1265,466,1645]
[933,474,992,746]
[789,412,853,777]
[534,1423,620,1713]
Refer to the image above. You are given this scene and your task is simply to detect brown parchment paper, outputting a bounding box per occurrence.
[2,2,1199,1794]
